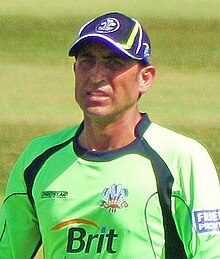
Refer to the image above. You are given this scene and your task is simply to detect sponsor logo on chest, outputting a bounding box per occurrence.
[53,219,118,255]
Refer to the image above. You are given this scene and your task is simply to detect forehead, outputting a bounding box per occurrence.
[77,40,130,59]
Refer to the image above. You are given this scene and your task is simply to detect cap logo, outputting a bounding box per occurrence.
[143,43,151,57]
[95,18,120,33]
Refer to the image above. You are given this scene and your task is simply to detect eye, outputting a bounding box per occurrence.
[106,58,125,71]
[77,57,95,70]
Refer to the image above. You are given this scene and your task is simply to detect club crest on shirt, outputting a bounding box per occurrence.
[100,183,129,213]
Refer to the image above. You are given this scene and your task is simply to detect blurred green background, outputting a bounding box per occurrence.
[1,0,219,196]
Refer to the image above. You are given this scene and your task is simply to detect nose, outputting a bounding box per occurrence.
[89,62,108,84]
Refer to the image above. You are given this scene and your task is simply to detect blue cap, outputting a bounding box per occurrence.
[68,12,151,64]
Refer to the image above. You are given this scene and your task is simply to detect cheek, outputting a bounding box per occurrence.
[74,70,88,94]
[112,71,141,98]
[74,64,90,83]
[75,71,86,85]
[74,78,84,104]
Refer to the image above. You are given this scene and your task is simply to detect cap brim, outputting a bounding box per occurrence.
[68,34,142,61]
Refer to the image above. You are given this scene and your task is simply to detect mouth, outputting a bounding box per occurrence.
[87,89,109,99]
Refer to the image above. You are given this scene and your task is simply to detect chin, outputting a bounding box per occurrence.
[85,107,109,116]
[84,108,114,121]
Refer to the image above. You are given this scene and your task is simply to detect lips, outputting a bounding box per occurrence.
[85,88,110,104]
[87,89,109,97]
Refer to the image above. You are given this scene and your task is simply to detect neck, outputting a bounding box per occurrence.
[78,110,142,151]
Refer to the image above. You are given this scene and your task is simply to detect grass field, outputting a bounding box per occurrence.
[0,1,219,257]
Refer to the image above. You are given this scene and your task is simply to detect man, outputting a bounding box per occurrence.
[0,12,219,259]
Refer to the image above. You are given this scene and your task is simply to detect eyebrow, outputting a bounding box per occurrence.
[77,51,93,58]
[77,51,128,61]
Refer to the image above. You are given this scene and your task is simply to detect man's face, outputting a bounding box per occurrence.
[74,41,145,121]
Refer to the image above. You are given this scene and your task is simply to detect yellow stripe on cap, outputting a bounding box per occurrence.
[120,22,139,50]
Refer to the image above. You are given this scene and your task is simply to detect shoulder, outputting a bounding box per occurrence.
[18,124,80,168]
[143,122,218,187]
[144,122,209,161]
[5,125,81,197]
[28,125,79,148]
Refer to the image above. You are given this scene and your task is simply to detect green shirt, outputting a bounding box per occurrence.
[0,114,220,258]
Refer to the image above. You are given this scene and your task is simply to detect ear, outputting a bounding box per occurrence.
[139,65,156,95]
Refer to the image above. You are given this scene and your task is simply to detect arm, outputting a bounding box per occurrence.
[173,144,220,258]
[0,148,42,258]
